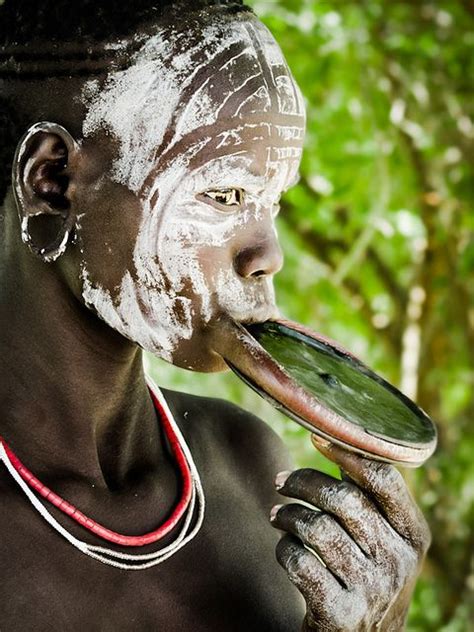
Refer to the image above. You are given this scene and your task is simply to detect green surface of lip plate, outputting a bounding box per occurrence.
[246,322,436,448]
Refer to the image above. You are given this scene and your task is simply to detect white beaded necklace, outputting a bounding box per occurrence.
[0,377,205,570]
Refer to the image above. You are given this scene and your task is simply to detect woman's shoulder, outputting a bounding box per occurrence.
[161,386,293,477]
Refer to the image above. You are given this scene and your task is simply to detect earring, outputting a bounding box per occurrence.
[21,212,75,263]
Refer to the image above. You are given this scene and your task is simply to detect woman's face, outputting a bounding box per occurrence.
[77,13,306,371]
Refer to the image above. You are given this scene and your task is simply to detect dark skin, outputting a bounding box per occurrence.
[0,13,430,631]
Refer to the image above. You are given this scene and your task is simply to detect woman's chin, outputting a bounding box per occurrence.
[166,343,229,374]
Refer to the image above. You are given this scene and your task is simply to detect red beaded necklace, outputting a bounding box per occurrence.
[0,387,193,547]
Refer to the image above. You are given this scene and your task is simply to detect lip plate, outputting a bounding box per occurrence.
[220,318,437,468]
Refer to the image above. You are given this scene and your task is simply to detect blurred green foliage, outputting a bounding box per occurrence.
[148,1,474,629]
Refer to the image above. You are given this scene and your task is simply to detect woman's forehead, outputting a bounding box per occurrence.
[187,148,301,190]
[82,15,306,194]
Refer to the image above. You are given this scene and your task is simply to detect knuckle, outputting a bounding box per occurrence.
[336,591,368,629]
[296,509,323,541]
[293,510,335,554]
[321,481,366,520]
[337,480,365,507]
[306,511,333,542]
[396,505,431,557]
[369,462,403,492]
[318,480,342,505]
[314,511,333,531]
[373,536,420,595]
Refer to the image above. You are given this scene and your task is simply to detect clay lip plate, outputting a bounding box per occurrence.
[217,318,437,468]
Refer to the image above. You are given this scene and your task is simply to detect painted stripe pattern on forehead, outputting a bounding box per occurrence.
[82,17,306,194]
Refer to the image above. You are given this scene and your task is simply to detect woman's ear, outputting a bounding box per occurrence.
[12,121,80,263]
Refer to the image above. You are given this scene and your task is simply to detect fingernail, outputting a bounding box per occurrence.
[270,504,283,522]
[275,470,291,490]
[311,434,332,449]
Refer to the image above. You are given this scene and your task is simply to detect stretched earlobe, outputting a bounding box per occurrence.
[12,121,80,263]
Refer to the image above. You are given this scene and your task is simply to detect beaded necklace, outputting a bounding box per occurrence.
[0,378,205,570]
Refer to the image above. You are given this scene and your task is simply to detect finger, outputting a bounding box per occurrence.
[311,436,431,549]
[275,533,344,616]
[275,468,384,557]
[271,503,369,587]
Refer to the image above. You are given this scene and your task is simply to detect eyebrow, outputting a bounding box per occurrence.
[196,164,266,187]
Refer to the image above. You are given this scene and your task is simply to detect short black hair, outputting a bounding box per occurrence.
[0,0,250,204]
[0,0,247,46]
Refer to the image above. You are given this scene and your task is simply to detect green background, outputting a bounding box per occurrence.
[148,1,474,629]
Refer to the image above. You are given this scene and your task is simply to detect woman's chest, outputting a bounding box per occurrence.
[0,487,304,631]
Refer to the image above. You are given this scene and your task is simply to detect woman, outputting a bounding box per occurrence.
[0,1,430,629]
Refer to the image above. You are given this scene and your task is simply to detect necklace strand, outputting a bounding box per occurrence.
[0,385,193,547]
[0,377,205,570]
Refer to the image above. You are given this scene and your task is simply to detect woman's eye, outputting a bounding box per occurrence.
[201,188,244,208]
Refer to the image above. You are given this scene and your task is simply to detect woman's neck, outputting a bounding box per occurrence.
[0,212,166,491]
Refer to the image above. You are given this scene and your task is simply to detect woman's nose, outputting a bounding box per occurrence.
[233,231,284,279]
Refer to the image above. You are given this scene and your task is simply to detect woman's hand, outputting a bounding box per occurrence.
[270,438,431,631]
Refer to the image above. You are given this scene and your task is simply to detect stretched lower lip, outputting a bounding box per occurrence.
[210,317,301,409]
[210,317,437,467]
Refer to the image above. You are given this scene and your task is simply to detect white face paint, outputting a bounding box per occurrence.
[80,14,306,368]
